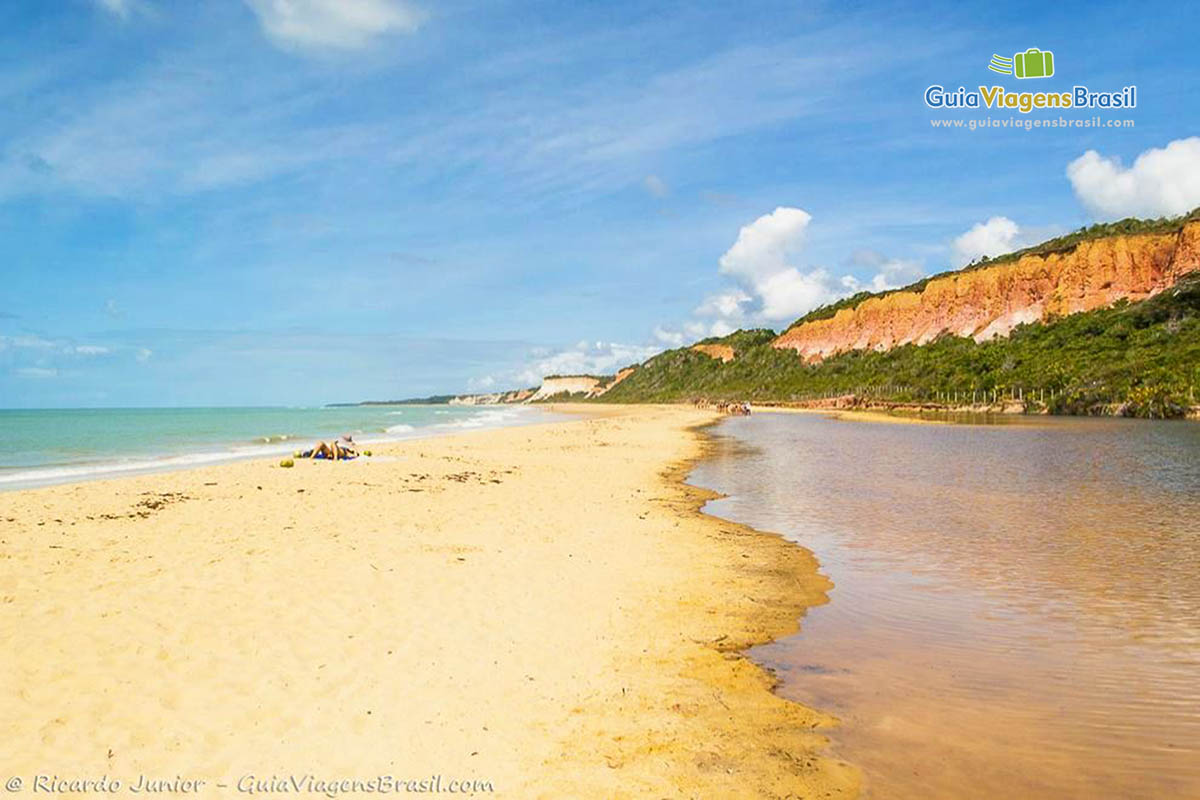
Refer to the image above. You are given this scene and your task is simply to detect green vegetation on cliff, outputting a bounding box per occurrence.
[600,273,1200,417]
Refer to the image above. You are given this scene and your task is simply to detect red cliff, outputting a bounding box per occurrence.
[773,222,1200,361]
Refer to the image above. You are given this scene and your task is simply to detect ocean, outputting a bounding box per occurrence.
[0,404,550,490]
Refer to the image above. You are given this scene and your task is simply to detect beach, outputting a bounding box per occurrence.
[1,404,857,798]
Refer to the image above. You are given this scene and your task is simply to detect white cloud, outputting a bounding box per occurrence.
[245,0,424,52]
[465,339,666,393]
[135,347,153,362]
[510,340,661,386]
[717,206,874,321]
[654,207,929,347]
[651,319,744,349]
[841,251,925,292]
[2,335,146,378]
[755,267,840,320]
[694,289,751,318]
[0,334,56,351]
[952,216,1023,265]
[652,326,686,347]
[1067,137,1200,220]
[708,319,736,337]
[716,206,841,321]
[719,206,811,284]
[0,34,888,207]
[643,174,669,198]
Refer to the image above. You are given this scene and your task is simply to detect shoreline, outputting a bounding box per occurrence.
[0,404,858,797]
[750,404,950,425]
[750,398,1200,422]
[0,405,557,492]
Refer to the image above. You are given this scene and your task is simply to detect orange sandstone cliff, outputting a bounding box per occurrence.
[773,221,1200,361]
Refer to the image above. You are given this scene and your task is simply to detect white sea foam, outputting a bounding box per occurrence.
[433,407,529,430]
[0,441,298,489]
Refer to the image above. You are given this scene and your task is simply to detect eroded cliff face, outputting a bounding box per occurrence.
[773,222,1200,361]
[528,375,604,401]
[450,388,535,405]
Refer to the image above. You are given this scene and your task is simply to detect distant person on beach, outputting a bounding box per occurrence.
[301,434,358,460]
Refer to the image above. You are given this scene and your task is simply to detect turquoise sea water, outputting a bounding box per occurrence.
[0,405,548,489]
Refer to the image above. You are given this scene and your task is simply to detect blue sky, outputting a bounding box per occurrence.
[2,0,1198,407]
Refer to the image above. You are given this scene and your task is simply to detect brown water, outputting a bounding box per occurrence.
[689,413,1200,799]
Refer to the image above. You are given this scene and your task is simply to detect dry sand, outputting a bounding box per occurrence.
[1,404,858,798]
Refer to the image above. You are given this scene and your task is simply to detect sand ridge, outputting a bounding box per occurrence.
[1,405,858,798]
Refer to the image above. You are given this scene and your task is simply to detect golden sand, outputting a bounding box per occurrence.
[0,404,857,798]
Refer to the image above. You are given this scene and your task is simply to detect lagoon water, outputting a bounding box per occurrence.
[0,404,547,489]
[690,412,1200,799]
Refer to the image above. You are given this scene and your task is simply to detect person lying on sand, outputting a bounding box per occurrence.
[300,435,358,460]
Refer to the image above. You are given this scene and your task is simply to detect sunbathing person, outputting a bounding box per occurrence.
[301,435,359,460]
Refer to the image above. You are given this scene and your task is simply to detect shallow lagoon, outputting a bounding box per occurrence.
[691,412,1200,799]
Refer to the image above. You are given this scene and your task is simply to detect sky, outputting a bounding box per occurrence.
[1,0,1199,407]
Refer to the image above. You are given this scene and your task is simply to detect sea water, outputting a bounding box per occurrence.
[0,405,549,489]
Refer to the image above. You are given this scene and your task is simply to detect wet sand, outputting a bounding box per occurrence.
[0,404,857,798]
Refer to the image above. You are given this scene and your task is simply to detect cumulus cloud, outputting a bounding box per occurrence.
[756,267,841,320]
[1067,137,1200,220]
[716,206,927,321]
[643,175,669,198]
[244,0,423,52]
[719,206,810,285]
[715,207,841,321]
[694,289,751,318]
[653,206,928,349]
[953,216,1023,264]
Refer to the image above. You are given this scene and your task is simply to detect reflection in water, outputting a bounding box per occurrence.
[689,413,1200,800]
